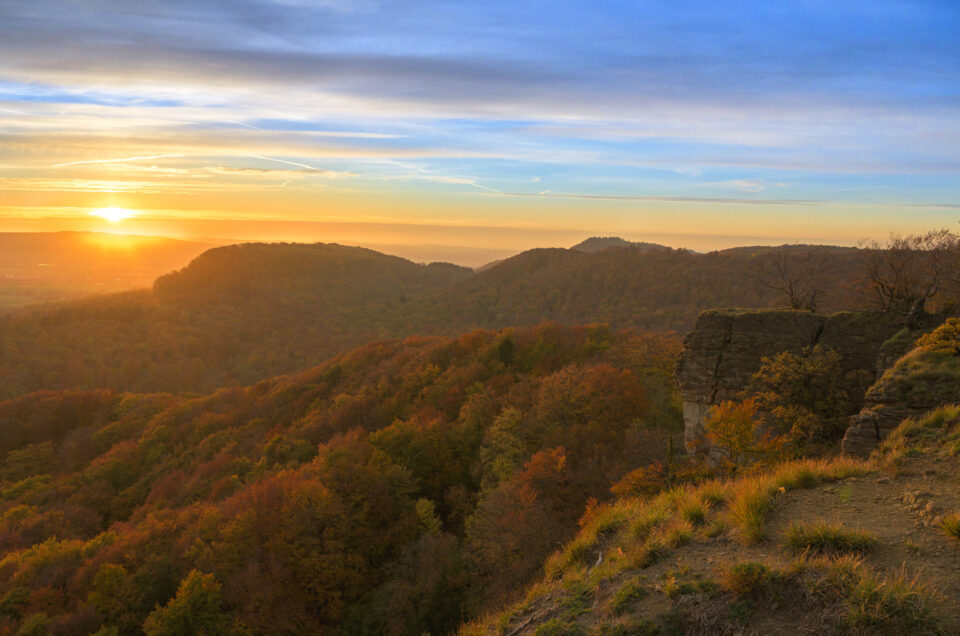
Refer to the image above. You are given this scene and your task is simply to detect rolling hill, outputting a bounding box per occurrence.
[570,236,671,253]
[0,242,471,398]
[0,240,874,399]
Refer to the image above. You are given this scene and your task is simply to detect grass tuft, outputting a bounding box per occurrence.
[940,512,960,541]
[721,561,780,597]
[702,519,726,539]
[774,464,819,490]
[610,578,648,616]
[845,567,942,633]
[629,498,670,542]
[784,521,876,556]
[698,481,727,507]
[632,539,670,569]
[679,499,707,527]
[665,520,694,548]
[727,480,773,544]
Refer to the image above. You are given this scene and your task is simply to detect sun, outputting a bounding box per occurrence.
[92,207,135,223]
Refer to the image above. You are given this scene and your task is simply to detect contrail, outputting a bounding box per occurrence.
[52,154,185,167]
[241,153,328,172]
[225,120,264,130]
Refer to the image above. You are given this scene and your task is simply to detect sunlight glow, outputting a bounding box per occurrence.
[92,207,135,223]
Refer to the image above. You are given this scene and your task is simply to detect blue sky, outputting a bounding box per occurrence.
[0,0,958,249]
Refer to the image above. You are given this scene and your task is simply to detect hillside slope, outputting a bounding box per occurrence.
[1,242,871,399]
[427,244,868,334]
[0,243,471,398]
[0,324,681,636]
[466,318,960,635]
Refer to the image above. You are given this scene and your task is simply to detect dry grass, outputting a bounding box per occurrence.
[940,512,960,542]
[845,566,943,633]
[721,561,781,597]
[727,479,774,543]
[609,578,648,616]
[876,404,960,471]
[784,521,877,556]
[465,456,881,635]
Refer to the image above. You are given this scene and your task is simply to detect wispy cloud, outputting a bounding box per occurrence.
[0,1,957,236]
[209,164,355,179]
[704,180,788,194]
[51,154,186,167]
[499,191,818,206]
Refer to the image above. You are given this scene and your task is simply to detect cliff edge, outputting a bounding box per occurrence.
[675,309,905,454]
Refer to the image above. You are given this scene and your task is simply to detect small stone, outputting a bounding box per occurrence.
[926,502,941,514]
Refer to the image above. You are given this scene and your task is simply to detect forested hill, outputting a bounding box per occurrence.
[0,240,870,399]
[0,324,681,636]
[569,236,669,253]
[154,242,471,301]
[422,243,866,333]
[0,243,471,398]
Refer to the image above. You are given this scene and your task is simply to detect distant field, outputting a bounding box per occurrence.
[0,232,212,308]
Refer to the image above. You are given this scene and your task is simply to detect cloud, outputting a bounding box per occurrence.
[208,164,355,179]
[705,180,789,194]
[0,0,958,225]
[499,191,818,206]
[51,154,186,167]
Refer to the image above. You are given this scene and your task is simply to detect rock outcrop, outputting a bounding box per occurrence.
[842,320,960,456]
[675,309,905,455]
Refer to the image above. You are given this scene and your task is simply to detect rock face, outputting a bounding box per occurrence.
[675,309,905,455]
[841,340,960,456]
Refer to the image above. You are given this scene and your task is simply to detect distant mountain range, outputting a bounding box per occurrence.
[0,236,869,398]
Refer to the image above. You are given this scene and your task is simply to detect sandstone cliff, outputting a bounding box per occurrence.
[675,309,905,454]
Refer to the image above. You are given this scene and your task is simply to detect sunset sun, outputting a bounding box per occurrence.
[92,207,135,223]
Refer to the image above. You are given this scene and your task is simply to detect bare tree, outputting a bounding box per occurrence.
[757,248,827,311]
[859,229,960,325]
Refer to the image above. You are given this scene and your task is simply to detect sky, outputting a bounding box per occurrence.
[1,0,959,255]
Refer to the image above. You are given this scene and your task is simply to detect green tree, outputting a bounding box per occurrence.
[87,564,140,635]
[142,571,227,636]
[748,345,853,447]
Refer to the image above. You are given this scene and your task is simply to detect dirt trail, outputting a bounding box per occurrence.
[501,450,960,635]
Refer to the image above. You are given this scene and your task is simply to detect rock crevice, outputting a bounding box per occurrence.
[675,309,906,455]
